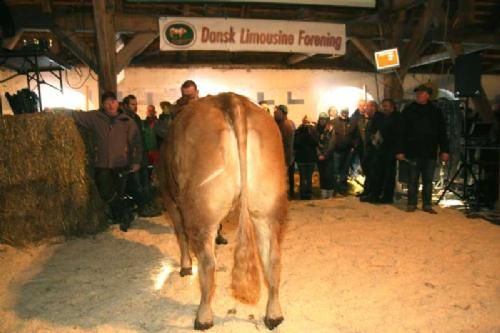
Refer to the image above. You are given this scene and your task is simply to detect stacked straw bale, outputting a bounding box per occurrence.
[0,113,107,246]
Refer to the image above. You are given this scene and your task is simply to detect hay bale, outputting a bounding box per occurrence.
[0,113,107,246]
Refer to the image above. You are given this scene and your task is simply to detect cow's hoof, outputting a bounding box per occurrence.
[194,319,213,330]
[180,267,192,277]
[264,316,284,330]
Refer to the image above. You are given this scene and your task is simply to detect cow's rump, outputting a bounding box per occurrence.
[159,93,286,330]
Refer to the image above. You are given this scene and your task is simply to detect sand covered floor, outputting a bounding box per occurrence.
[1,197,500,333]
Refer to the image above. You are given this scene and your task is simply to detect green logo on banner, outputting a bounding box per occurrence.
[165,22,195,47]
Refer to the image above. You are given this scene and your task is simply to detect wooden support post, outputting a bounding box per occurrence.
[350,38,377,67]
[399,0,443,77]
[41,0,53,13]
[93,0,117,97]
[383,72,404,100]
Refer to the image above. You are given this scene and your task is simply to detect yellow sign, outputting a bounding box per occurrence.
[374,48,400,71]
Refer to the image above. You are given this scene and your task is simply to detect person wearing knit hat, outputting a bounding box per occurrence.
[278,104,288,114]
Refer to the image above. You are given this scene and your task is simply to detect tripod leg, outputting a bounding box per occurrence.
[437,163,464,204]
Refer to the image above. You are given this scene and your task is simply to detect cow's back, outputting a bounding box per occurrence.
[160,93,286,229]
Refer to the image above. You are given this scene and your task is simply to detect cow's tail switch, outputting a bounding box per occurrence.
[227,95,261,304]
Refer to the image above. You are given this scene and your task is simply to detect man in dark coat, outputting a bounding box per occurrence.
[122,95,162,218]
[369,98,401,203]
[359,101,385,202]
[396,84,449,214]
[274,104,296,199]
[294,116,318,199]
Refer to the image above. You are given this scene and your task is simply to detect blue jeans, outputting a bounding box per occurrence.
[407,158,436,208]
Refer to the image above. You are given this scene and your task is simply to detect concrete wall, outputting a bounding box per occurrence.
[1,66,499,125]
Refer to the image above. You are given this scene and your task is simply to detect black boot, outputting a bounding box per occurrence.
[119,214,133,232]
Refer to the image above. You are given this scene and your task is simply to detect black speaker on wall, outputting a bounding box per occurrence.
[454,52,482,97]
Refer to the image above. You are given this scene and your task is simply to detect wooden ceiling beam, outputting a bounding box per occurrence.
[41,0,52,13]
[409,44,489,68]
[391,0,427,12]
[453,0,475,30]
[50,25,98,72]
[10,8,386,38]
[286,53,315,65]
[399,0,443,76]
[1,29,24,50]
[116,32,158,73]
[349,38,377,67]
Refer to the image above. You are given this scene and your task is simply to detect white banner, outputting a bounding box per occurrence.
[159,17,345,55]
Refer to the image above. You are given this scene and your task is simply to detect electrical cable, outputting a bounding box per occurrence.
[65,66,91,90]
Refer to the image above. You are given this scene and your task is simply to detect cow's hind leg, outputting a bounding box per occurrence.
[253,219,284,330]
[164,197,192,276]
[192,224,218,330]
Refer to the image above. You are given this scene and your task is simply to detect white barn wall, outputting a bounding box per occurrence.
[1,67,499,125]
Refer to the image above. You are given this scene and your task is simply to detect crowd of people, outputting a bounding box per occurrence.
[272,83,449,214]
[66,81,449,235]
[66,80,229,244]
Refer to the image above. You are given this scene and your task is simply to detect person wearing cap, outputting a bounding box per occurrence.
[316,112,335,198]
[396,84,449,214]
[66,91,142,231]
[274,104,296,199]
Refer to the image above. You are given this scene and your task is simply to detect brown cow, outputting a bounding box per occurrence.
[158,93,287,330]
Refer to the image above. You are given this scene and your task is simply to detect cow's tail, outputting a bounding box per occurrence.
[225,94,261,304]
